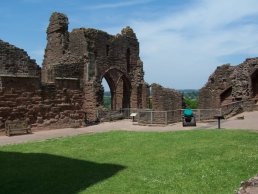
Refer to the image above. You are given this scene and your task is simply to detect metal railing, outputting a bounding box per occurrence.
[96,109,124,121]
[220,98,258,116]
[137,110,168,125]
[221,100,244,116]
[92,99,258,125]
[120,108,151,119]
[96,108,151,121]
[192,109,221,121]
[134,108,221,125]
[120,108,139,119]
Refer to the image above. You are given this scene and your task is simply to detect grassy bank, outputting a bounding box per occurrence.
[0,130,258,193]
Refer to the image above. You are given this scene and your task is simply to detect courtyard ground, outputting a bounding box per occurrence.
[0,111,258,146]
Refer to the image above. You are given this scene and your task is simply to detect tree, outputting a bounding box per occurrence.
[184,97,199,109]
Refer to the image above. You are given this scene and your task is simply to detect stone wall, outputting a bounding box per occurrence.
[0,76,40,92]
[199,58,258,111]
[199,64,235,109]
[0,12,185,128]
[151,83,182,111]
[0,84,84,128]
[0,11,150,128]
[0,36,85,129]
[0,39,40,77]
[231,58,258,100]
[42,12,148,121]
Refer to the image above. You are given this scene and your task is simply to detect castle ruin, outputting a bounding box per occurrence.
[0,12,182,128]
[42,12,150,121]
[199,58,258,113]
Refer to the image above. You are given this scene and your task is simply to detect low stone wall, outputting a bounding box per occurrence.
[0,83,85,129]
[151,83,182,111]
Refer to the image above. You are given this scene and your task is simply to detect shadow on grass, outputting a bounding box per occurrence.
[0,151,125,194]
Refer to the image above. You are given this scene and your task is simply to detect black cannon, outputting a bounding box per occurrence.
[182,108,196,127]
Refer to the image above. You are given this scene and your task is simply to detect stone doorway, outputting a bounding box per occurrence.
[251,69,258,99]
[220,87,233,106]
[100,68,131,111]
[101,78,112,110]
[101,73,116,110]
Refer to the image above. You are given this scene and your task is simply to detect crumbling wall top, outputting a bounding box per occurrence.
[151,83,182,111]
[121,26,137,39]
[47,12,69,34]
[0,39,40,77]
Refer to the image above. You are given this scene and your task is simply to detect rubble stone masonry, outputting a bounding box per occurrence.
[152,83,182,111]
[42,12,149,121]
[0,12,151,128]
[0,39,84,128]
[199,58,258,111]
[0,12,186,128]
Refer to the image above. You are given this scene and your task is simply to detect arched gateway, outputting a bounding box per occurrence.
[100,68,131,110]
[42,12,149,121]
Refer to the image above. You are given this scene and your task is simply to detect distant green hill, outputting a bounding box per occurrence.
[104,90,199,100]
[104,91,111,96]
[103,89,199,109]
[179,89,199,109]
[179,89,199,100]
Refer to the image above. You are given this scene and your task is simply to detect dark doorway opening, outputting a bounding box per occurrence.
[220,87,232,106]
[251,70,258,99]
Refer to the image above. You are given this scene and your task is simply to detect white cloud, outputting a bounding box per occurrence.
[84,0,155,10]
[129,0,258,88]
[21,0,258,89]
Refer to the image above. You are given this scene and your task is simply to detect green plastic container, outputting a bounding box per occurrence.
[183,109,193,117]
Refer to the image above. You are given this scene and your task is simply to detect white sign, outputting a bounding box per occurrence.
[130,113,137,117]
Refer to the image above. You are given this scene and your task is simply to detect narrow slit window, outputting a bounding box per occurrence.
[126,48,130,72]
[106,45,110,56]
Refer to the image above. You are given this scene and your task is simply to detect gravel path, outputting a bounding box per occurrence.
[213,111,258,130]
[0,120,211,146]
[0,111,258,146]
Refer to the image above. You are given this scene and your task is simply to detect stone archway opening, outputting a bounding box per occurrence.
[110,72,131,110]
[100,68,131,111]
[100,73,116,110]
[101,78,112,110]
[220,87,233,106]
[251,69,258,99]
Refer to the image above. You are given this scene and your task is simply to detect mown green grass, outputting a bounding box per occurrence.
[0,130,258,194]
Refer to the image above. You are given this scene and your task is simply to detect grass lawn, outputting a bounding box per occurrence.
[0,130,258,194]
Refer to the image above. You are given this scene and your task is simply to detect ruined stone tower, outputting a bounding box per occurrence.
[42,12,149,121]
[199,58,258,112]
[43,12,69,72]
[0,12,186,128]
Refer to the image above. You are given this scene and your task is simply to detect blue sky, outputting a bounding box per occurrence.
[1,0,258,89]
